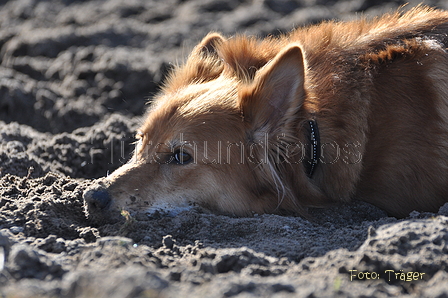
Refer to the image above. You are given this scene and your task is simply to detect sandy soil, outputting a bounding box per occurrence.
[1,0,448,297]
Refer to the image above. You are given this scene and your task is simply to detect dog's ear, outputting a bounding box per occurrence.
[163,33,226,91]
[194,32,225,58]
[239,45,305,134]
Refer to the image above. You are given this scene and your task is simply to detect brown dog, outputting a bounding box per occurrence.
[84,6,448,221]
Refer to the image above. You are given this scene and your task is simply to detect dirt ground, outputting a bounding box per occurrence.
[1,0,448,297]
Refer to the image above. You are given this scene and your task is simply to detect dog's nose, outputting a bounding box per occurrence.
[84,189,112,211]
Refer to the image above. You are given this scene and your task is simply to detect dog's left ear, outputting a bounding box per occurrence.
[239,45,305,134]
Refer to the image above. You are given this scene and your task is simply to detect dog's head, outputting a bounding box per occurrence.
[84,33,325,222]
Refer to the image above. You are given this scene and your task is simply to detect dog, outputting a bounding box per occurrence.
[84,6,448,222]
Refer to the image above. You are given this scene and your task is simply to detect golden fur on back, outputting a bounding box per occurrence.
[84,6,448,220]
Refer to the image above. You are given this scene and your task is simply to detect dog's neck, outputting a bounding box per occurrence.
[303,119,321,178]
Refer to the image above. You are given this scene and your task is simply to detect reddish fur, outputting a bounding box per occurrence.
[85,6,448,218]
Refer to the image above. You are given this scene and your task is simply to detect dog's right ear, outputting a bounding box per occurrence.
[162,33,226,91]
[193,32,225,59]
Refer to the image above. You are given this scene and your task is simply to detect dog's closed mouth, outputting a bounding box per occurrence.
[145,203,196,218]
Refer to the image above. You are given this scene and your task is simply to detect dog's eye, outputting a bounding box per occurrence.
[173,149,192,165]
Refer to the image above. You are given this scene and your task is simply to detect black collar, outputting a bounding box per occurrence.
[303,119,321,178]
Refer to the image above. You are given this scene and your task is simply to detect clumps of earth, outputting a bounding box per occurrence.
[1,0,448,297]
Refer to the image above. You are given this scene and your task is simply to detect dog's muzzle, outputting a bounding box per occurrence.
[84,188,112,212]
